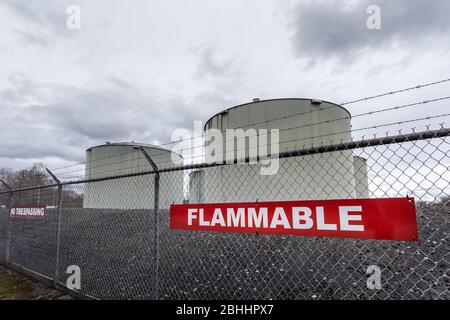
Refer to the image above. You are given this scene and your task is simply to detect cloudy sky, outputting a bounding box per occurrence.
[1,0,449,172]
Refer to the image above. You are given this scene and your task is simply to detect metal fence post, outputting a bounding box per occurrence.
[46,168,62,287]
[1,179,12,264]
[139,147,160,300]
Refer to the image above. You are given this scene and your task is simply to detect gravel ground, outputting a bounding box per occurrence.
[0,202,448,300]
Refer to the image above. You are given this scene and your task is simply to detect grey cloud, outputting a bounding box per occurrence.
[0,138,76,161]
[15,30,49,47]
[165,91,238,130]
[34,85,170,144]
[0,76,232,164]
[2,0,77,42]
[290,0,450,63]
[0,75,44,103]
[3,0,67,29]
[195,46,236,79]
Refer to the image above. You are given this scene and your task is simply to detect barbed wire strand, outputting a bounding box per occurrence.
[58,115,450,182]
[49,77,450,172]
[50,96,450,174]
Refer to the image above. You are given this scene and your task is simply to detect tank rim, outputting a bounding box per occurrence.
[203,98,351,131]
[86,142,182,157]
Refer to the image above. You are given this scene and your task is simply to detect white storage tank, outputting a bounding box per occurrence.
[189,170,205,204]
[83,142,184,209]
[191,98,368,202]
[353,156,370,198]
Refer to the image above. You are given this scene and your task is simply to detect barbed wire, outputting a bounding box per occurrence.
[48,76,450,173]
[122,77,450,151]
[50,149,142,172]
[54,150,171,178]
[135,113,450,168]
[57,116,450,182]
[48,96,450,175]
[51,146,170,173]
[341,77,450,105]
[74,97,450,171]
[54,109,450,179]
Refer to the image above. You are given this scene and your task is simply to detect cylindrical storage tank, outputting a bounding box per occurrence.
[188,170,205,204]
[196,98,357,202]
[83,142,183,209]
[353,156,369,198]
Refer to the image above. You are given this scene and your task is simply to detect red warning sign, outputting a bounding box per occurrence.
[170,198,418,241]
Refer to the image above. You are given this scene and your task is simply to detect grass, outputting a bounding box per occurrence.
[0,265,67,300]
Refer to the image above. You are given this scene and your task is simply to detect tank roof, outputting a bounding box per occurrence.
[86,142,176,154]
[204,98,351,131]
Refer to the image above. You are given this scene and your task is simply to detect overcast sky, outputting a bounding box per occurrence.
[0,0,449,172]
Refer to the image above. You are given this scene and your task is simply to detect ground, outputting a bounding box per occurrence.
[0,265,71,300]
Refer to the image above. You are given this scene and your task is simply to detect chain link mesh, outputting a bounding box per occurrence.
[0,130,449,299]
[0,192,9,263]
[7,187,59,279]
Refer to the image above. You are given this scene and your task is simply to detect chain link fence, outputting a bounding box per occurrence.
[0,128,449,299]
[0,193,8,264]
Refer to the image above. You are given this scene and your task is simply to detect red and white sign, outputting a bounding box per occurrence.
[10,205,46,219]
[170,198,418,241]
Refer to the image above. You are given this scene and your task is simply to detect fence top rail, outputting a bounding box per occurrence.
[1,127,449,194]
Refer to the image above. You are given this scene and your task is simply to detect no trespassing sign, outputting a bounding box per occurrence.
[10,205,46,219]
